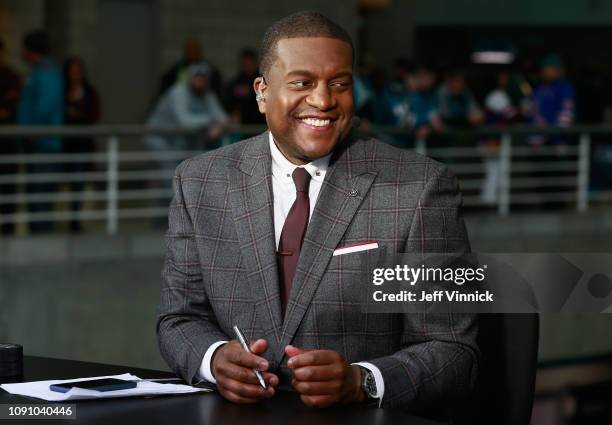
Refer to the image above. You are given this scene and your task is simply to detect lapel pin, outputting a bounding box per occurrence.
[348,189,358,197]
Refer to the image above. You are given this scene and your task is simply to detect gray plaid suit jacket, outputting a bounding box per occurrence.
[157,131,479,410]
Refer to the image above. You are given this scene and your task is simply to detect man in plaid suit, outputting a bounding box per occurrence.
[157,12,479,412]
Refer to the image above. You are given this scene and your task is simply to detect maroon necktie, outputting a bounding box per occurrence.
[278,167,312,313]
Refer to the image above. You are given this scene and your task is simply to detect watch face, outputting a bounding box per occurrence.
[364,370,377,398]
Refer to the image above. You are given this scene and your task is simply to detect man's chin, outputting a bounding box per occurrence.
[298,133,347,156]
[297,142,338,161]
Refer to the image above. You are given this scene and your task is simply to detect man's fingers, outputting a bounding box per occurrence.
[219,378,275,399]
[263,372,279,387]
[287,350,339,369]
[220,362,278,387]
[292,379,342,396]
[291,365,340,382]
[220,389,258,404]
[226,345,269,371]
[250,338,268,355]
[285,344,307,358]
[220,363,266,385]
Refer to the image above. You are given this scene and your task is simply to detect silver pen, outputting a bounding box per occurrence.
[232,325,267,389]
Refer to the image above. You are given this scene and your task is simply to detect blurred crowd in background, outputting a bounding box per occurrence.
[3,29,612,235]
[0,30,587,146]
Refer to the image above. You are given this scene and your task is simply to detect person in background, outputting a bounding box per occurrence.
[437,69,484,129]
[225,49,266,126]
[502,68,532,121]
[0,38,22,235]
[408,64,443,145]
[62,56,101,233]
[159,38,222,99]
[352,59,374,117]
[145,62,228,217]
[359,67,411,144]
[480,70,521,205]
[17,30,64,234]
[388,58,414,97]
[531,54,576,145]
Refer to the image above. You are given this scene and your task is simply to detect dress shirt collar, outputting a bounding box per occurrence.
[269,131,330,184]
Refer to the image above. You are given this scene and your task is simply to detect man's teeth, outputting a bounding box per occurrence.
[301,118,330,127]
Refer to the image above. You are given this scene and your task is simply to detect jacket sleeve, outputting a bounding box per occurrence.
[156,160,229,384]
[367,165,480,410]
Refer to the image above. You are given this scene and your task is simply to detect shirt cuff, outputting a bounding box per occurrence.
[199,341,228,384]
[353,361,385,407]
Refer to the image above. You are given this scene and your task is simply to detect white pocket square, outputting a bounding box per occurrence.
[333,241,379,256]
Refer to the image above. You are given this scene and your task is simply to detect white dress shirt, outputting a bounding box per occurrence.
[199,132,384,404]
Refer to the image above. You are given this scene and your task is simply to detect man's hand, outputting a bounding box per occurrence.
[212,339,278,403]
[286,345,365,408]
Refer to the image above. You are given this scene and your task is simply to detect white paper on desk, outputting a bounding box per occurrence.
[0,373,211,402]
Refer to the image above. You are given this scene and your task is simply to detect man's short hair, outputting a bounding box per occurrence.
[259,11,354,78]
[23,31,50,55]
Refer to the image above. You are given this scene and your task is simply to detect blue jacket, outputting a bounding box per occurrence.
[17,58,64,152]
[533,78,575,126]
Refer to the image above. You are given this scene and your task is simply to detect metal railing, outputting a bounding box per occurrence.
[380,124,612,214]
[0,124,610,234]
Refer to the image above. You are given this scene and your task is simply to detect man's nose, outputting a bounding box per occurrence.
[306,85,336,110]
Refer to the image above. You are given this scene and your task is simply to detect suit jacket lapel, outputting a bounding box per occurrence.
[227,131,284,358]
[279,137,378,356]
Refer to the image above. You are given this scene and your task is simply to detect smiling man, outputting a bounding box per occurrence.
[157,11,479,414]
[254,34,354,163]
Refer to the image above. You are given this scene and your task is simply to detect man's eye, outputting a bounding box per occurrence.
[289,81,311,89]
[330,81,352,88]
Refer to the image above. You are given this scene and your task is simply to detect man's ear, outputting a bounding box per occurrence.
[253,76,267,114]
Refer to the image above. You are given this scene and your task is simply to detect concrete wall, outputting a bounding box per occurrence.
[358,0,417,67]
[0,234,167,369]
[0,257,167,370]
[0,0,45,74]
[157,0,359,84]
[0,0,96,71]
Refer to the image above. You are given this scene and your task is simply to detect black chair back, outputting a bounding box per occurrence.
[455,313,539,425]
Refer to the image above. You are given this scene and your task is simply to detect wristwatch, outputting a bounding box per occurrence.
[359,366,378,399]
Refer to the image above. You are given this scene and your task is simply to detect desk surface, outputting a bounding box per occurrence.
[0,356,443,425]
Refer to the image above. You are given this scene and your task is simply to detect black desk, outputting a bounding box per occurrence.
[0,356,444,425]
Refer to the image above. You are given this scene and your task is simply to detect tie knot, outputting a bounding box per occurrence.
[292,167,311,193]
